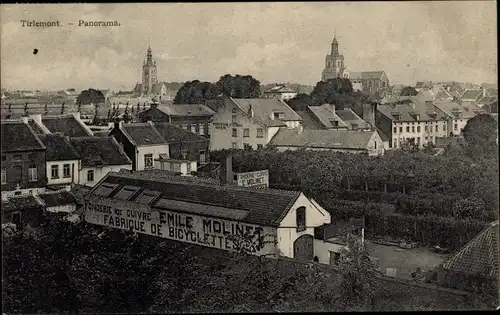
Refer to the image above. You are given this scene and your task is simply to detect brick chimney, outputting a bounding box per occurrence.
[220,153,233,185]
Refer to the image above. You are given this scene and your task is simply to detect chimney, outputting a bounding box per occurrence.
[220,153,233,185]
[327,103,335,114]
[362,103,376,129]
[114,119,122,130]
[73,112,81,120]
[482,87,487,98]
[151,102,158,109]
[411,103,416,110]
[248,104,254,118]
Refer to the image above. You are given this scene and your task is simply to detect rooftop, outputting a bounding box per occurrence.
[377,101,449,122]
[295,110,323,130]
[155,104,215,117]
[70,136,132,167]
[41,114,92,137]
[433,101,485,119]
[0,120,46,152]
[440,221,498,277]
[230,98,302,127]
[459,89,483,101]
[335,108,371,129]
[269,129,376,150]
[88,172,302,227]
[265,85,297,94]
[153,122,208,143]
[38,190,77,207]
[2,195,43,212]
[119,122,168,146]
[307,104,348,129]
[38,133,81,161]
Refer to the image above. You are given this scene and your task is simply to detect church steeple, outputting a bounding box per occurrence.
[146,45,153,64]
[331,32,339,56]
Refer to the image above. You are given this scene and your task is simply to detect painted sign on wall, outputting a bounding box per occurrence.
[234,170,269,188]
[84,196,275,253]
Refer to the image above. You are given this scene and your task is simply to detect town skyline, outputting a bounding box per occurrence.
[1,2,497,91]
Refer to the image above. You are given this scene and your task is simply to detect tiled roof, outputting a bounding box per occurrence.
[38,191,77,207]
[42,114,92,137]
[349,72,362,80]
[417,90,435,102]
[2,195,43,212]
[70,136,132,167]
[307,104,348,129]
[269,129,375,150]
[477,96,498,105]
[0,120,46,152]
[27,119,45,134]
[335,108,371,129]
[89,172,302,227]
[434,90,453,101]
[441,221,498,277]
[459,89,483,101]
[38,133,81,161]
[119,123,168,146]
[295,110,323,130]
[375,127,391,142]
[156,104,215,117]
[377,101,449,122]
[433,101,485,119]
[230,98,302,127]
[153,122,207,142]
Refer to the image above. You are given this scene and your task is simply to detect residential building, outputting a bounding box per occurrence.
[263,85,298,101]
[154,155,196,176]
[268,127,385,156]
[375,101,449,149]
[110,121,170,171]
[70,136,132,187]
[433,101,486,136]
[436,221,498,292]
[85,171,343,262]
[320,35,389,93]
[38,133,81,190]
[138,102,215,137]
[1,120,47,199]
[153,122,210,167]
[210,97,302,150]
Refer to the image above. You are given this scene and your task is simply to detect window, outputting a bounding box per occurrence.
[443,125,446,131]
[243,143,251,151]
[1,168,6,184]
[232,142,237,149]
[144,154,153,169]
[199,150,206,165]
[425,126,428,132]
[51,165,59,179]
[63,164,71,178]
[257,144,263,150]
[200,125,205,136]
[28,165,37,181]
[257,128,264,138]
[417,126,421,132]
[411,126,415,133]
[232,128,237,137]
[296,206,306,232]
[273,112,280,119]
[2,155,6,161]
[190,125,196,133]
[195,124,200,134]
[243,128,249,137]
[87,170,94,182]
[454,123,458,131]
[232,115,237,123]
[406,126,410,132]
[393,139,397,148]
[187,163,191,173]
[13,154,22,161]
[330,252,341,265]
[393,127,397,134]
[232,106,237,113]
[399,127,403,133]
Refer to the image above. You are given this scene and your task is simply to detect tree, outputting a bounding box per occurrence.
[107,109,111,122]
[400,86,418,96]
[24,102,28,116]
[76,89,105,105]
[286,93,313,111]
[462,114,498,157]
[173,80,219,104]
[136,102,140,113]
[215,74,261,98]
[308,78,359,109]
[44,103,48,115]
[123,105,131,123]
[61,102,65,115]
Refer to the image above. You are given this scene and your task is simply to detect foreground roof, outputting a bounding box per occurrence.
[335,108,371,129]
[119,122,168,146]
[269,129,376,150]
[2,195,43,212]
[295,110,323,130]
[41,114,92,137]
[70,136,132,167]
[38,190,77,207]
[307,104,348,129]
[38,133,81,161]
[433,101,485,119]
[1,120,46,152]
[88,172,302,227]
[441,221,498,277]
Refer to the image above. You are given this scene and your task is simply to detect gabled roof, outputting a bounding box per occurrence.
[88,172,302,227]
[38,133,81,161]
[38,190,77,207]
[155,104,215,117]
[0,120,46,152]
[307,104,348,129]
[361,71,386,80]
[477,95,498,105]
[441,221,498,277]
[153,122,208,143]
[230,98,302,127]
[416,81,433,89]
[295,110,323,130]
[459,89,483,101]
[433,101,485,119]
[265,85,297,94]
[70,136,132,167]
[26,118,46,134]
[269,129,377,150]
[41,114,92,137]
[335,108,371,129]
[434,90,453,101]
[377,101,449,122]
[119,122,168,146]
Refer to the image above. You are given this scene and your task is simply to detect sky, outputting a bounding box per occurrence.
[1,2,497,91]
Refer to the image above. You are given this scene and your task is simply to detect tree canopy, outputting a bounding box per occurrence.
[76,89,105,105]
[462,113,498,157]
[400,86,418,96]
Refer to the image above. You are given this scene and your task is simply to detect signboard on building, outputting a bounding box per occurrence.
[234,170,269,188]
[84,196,274,253]
[213,122,229,130]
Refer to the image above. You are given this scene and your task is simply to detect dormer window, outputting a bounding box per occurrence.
[330,120,339,127]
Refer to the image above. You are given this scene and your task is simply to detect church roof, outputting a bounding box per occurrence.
[360,71,386,80]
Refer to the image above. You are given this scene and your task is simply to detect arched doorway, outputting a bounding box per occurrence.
[293,234,314,261]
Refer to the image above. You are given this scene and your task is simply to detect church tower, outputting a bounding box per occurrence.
[321,34,349,82]
[141,45,158,94]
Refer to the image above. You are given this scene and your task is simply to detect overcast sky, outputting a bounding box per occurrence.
[1,2,497,91]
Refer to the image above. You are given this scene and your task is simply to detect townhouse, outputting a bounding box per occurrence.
[432,101,486,136]
[138,102,215,137]
[210,97,302,150]
[110,121,170,171]
[1,120,47,199]
[376,101,449,149]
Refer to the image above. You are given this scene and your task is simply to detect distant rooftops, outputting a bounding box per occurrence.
[269,129,377,150]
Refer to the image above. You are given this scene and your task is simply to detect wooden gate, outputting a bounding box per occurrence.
[293,234,314,261]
